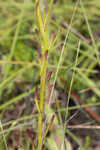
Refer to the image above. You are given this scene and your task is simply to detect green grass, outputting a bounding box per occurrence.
[0,0,100,149]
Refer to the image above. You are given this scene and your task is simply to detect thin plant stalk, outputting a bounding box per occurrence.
[38,56,47,150]
[35,1,50,150]
[35,0,53,149]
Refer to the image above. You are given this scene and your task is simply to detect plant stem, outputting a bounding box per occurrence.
[38,56,47,150]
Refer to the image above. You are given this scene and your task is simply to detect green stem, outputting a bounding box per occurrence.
[38,57,47,150]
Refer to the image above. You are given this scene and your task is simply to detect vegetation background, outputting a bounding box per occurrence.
[0,0,100,149]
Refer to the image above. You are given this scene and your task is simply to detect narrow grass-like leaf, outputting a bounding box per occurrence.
[44,0,53,33]
[0,87,34,110]
[0,121,8,150]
